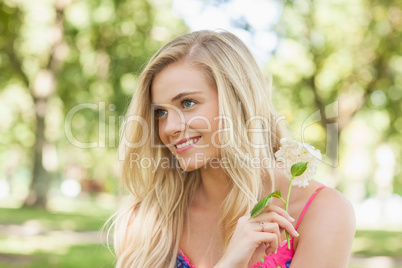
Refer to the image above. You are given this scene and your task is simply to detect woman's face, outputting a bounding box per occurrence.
[151,60,220,172]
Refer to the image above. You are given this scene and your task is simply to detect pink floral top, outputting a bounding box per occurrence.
[177,186,326,268]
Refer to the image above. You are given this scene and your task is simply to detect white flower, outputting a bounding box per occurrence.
[274,138,322,187]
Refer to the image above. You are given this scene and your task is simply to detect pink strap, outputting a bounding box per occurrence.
[178,249,197,268]
[295,185,325,230]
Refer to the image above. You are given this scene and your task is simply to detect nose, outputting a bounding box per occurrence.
[163,109,185,138]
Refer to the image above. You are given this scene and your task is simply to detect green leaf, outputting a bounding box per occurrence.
[272,190,282,199]
[290,162,308,177]
[249,190,282,219]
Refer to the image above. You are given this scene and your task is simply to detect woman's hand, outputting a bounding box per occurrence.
[214,204,299,268]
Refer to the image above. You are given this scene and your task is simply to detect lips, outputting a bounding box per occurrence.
[173,136,201,153]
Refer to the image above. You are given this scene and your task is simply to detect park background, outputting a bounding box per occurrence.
[1,0,401,267]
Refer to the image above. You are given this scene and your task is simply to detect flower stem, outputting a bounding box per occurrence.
[285,176,294,249]
[278,196,287,205]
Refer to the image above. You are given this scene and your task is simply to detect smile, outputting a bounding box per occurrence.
[174,136,201,153]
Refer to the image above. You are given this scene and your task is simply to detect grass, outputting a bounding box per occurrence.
[0,244,115,268]
[352,230,402,258]
[0,207,109,231]
[0,205,116,268]
[0,206,401,267]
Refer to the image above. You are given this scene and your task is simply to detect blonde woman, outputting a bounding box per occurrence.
[110,30,355,268]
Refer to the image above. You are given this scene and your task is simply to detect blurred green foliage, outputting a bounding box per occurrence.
[265,0,402,198]
[0,0,188,207]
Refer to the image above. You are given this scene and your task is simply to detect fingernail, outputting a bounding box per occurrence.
[274,249,277,254]
[295,231,299,236]
[289,216,295,222]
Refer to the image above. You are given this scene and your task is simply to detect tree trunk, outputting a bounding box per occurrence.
[24,98,49,208]
[23,1,68,208]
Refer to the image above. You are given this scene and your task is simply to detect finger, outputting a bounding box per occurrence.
[261,203,295,222]
[256,232,279,252]
[265,243,276,256]
[256,222,281,246]
[254,222,280,256]
[252,213,299,238]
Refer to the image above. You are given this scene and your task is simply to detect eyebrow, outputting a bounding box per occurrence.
[171,91,202,102]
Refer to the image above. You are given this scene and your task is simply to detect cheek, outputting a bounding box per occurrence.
[205,109,220,141]
[186,113,216,139]
[210,119,221,145]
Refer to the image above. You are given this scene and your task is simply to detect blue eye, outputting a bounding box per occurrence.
[154,109,167,119]
[182,99,196,108]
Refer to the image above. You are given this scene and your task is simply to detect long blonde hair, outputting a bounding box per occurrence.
[110,30,286,267]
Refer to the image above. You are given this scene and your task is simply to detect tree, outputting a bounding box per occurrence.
[189,0,402,197]
[0,0,188,208]
[267,0,402,197]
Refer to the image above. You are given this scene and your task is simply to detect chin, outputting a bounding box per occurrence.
[178,161,202,172]
[176,156,209,172]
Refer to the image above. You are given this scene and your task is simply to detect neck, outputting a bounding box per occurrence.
[193,164,230,209]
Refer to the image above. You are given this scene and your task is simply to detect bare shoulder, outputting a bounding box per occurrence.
[292,185,356,267]
[314,185,353,210]
[298,185,356,236]
[312,186,355,228]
